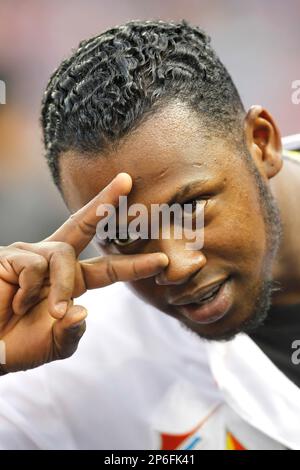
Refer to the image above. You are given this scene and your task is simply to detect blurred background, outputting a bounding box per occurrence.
[0,0,299,250]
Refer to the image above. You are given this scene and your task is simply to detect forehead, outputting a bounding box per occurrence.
[60,101,233,209]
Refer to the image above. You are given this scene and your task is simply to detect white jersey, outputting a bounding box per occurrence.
[0,135,299,450]
[0,281,298,450]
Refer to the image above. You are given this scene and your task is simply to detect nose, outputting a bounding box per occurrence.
[154,238,207,286]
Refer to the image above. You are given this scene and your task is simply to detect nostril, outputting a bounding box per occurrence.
[154,271,192,286]
[154,253,206,286]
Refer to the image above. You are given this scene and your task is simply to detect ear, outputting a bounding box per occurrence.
[244,105,283,179]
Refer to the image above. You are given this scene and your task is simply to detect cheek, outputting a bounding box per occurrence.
[205,191,267,275]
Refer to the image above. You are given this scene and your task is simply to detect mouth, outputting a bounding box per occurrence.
[171,277,233,325]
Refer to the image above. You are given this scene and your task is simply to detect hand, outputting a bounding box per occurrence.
[0,173,169,374]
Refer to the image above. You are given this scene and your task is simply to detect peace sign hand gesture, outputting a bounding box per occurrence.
[0,173,168,374]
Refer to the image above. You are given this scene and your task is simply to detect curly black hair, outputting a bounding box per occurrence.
[41,19,245,188]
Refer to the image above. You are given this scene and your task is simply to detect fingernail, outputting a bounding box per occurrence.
[112,173,132,188]
[157,253,169,266]
[55,301,68,318]
[115,172,131,181]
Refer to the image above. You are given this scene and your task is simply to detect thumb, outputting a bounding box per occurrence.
[52,304,87,360]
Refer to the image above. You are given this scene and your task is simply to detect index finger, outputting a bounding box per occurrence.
[46,173,132,256]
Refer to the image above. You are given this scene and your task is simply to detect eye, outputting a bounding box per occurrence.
[181,197,209,215]
[107,229,140,247]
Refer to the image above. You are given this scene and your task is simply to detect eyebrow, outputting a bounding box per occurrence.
[99,178,210,245]
[112,178,209,232]
[167,179,209,206]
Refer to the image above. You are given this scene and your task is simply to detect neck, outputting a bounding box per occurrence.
[270,156,300,305]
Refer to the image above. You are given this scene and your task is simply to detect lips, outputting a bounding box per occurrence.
[168,278,227,306]
[168,277,233,325]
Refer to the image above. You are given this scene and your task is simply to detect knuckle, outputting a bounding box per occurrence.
[0,242,24,257]
[105,259,119,283]
[69,214,95,238]
[10,241,28,249]
[32,255,48,273]
[49,241,76,257]
[0,249,8,261]
[132,260,140,279]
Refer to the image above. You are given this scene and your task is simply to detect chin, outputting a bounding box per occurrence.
[176,299,270,342]
[128,274,273,342]
[175,275,274,342]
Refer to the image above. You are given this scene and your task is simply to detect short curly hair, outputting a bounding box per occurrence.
[41,19,245,188]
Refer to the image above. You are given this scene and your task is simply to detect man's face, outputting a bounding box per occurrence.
[60,102,282,341]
